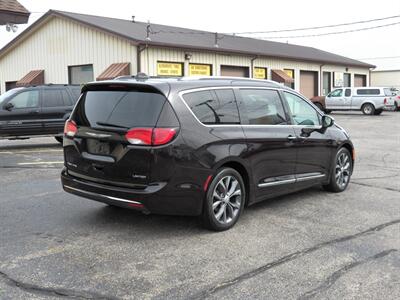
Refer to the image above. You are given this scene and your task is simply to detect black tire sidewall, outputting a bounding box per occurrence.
[203,168,245,231]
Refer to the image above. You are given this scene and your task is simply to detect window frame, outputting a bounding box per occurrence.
[281,90,322,127]
[68,64,94,85]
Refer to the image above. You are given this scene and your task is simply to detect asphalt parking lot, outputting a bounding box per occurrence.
[0,112,399,300]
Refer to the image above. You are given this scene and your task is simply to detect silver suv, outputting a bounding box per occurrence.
[325,87,390,115]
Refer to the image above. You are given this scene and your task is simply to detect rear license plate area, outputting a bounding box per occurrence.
[87,139,111,155]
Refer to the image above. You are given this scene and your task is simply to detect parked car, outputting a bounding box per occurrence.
[61,76,354,231]
[0,85,81,143]
[321,87,390,115]
[386,88,400,111]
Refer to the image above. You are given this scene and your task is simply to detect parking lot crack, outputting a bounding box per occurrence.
[297,249,398,300]
[351,181,400,193]
[190,219,400,299]
[0,270,120,300]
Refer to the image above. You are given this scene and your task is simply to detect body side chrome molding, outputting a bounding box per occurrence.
[258,173,326,188]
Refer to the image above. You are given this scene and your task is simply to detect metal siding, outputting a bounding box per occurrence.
[0,16,137,92]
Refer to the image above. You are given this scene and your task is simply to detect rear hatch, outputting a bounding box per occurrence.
[64,83,178,188]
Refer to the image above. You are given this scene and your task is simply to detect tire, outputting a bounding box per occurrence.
[395,102,400,112]
[374,109,383,115]
[361,103,375,115]
[323,147,353,193]
[202,168,245,231]
[55,136,63,144]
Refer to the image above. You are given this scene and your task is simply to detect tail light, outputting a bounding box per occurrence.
[64,120,77,137]
[397,96,400,100]
[125,128,177,146]
[384,98,387,104]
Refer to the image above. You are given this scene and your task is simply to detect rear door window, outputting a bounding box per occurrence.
[238,89,287,125]
[73,90,166,128]
[183,89,240,124]
[42,89,65,107]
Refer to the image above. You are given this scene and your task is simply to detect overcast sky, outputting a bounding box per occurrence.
[1,0,399,70]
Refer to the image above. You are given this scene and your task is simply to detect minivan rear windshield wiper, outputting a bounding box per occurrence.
[96,122,129,129]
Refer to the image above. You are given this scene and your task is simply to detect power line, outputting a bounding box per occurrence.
[228,15,400,34]
[255,21,400,39]
[358,56,400,60]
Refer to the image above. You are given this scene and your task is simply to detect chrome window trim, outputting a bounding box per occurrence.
[64,185,142,205]
[178,86,323,129]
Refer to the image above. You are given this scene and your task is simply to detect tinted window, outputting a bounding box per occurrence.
[356,89,380,95]
[284,92,320,126]
[330,89,343,97]
[345,89,351,97]
[74,90,166,128]
[239,89,286,125]
[9,90,39,109]
[42,89,64,107]
[183,89,240,124]
[61,90,72,106]
[70,87,81,102]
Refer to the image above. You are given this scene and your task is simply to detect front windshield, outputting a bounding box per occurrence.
[0,88,24,105]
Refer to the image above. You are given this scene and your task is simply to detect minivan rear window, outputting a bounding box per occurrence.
[73,90,166,129]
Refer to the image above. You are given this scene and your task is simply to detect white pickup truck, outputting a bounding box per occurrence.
[325,87,392,115]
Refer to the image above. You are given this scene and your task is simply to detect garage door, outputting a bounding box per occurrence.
[221,65,249,78]
[300,71,318,99]
[354,74,366,87]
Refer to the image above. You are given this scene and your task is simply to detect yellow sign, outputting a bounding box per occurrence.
[189,64,212,76]
[254,67,267,79]
[284,69,294,78]
[157,62,183,76]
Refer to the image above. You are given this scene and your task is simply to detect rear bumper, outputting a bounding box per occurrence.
[61,168,204,216]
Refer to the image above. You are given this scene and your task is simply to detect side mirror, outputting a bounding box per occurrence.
[4,102,14,111]
[322,115,334,129]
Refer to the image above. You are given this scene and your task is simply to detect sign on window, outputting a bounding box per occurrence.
[157,62,183,76]
[254,68,267,79]
[189,64,212,76]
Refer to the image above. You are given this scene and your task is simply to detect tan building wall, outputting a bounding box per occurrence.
[371,70,400,89]
[140,46,370,95]
[0,16,137,92]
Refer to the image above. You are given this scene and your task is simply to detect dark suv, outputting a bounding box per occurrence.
[0,85,81,142]
[61,76,354,231]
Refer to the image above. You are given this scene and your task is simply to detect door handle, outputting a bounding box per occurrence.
[29,110,40,114]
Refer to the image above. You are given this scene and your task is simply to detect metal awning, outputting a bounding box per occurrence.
[271,69,294,84]
[16,70,44,87]
[0,0,30,25]
[97,63,130,81]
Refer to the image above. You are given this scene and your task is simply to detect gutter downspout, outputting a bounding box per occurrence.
[320,63,325,96]
[250,56,258,78]
[137,44,148,74]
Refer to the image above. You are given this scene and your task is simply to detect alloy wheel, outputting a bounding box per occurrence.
[335,152,351,189]
[212,175,242,224]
